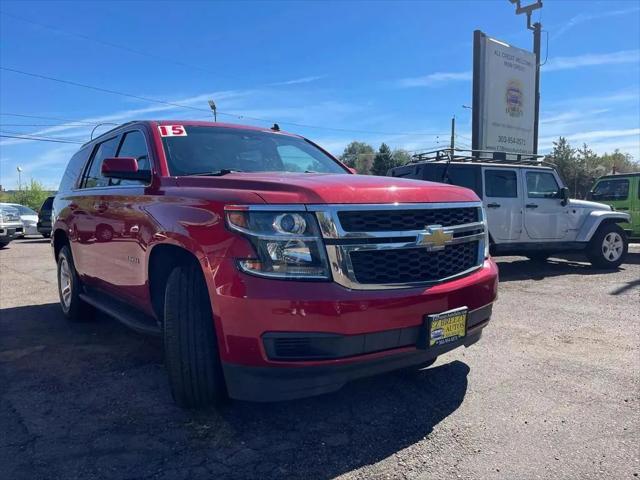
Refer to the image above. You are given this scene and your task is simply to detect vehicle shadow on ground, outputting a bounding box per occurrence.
[0,302,469,480]
[495,253,631,283]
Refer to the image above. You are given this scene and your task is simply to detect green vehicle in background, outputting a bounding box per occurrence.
[589,173,640,240]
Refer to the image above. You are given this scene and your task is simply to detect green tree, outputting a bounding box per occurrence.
[371,143,395,176]
[391,149,412,166]
[7,179,50,210]
[339,141,375,174]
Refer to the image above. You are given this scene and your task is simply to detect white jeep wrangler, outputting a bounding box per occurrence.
[389,149,631,268]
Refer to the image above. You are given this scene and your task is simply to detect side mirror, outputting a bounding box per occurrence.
[560,186,570,205]
[348,167,357,174]
[101,157,151,182]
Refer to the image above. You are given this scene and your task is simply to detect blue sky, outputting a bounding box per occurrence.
[1,0,639,190]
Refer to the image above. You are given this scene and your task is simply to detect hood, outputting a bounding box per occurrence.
[175,172,479,204]
[568,199,612,211]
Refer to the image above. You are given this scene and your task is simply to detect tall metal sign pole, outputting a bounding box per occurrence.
[509,0,543,154]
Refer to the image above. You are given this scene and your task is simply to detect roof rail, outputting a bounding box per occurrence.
[409,147,556,167]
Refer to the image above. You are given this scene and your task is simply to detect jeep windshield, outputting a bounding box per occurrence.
[160,126,348,176]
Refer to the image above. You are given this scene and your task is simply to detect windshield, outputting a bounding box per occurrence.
[15,205,37,215]
[161,126,348,176]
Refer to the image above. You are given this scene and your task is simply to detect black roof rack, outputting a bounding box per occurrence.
[409,147,556,168]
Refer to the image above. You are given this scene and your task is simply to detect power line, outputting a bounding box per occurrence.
[0,133,83,144]
[0,10,238,82]
[0,66,448,137]
[0,112,99,124]
[0,123,100,127]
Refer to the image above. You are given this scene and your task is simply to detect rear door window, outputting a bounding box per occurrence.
[82,137,119,188]
[484,169,518,198]
[592,178,630,201]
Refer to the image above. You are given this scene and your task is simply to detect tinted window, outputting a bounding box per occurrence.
[59,147,91,192]
[114,130,150,186]
[592,179,629,201]
[526,171,559,198]
[41,197,54,210]
[420,165,482,196]
[83,137,119,188]
[484,170,518,198]
[161,126,347,176]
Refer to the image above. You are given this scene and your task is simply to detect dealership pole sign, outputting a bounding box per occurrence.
[472,30,536,155]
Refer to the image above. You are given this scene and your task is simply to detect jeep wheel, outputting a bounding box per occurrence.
[57,245,94,321]
[587,223,628,269]
[163,262,226,408]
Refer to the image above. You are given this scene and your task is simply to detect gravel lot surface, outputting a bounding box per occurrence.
[1,238,638,480]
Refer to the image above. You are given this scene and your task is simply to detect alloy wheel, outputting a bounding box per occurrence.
[601,232,623,262]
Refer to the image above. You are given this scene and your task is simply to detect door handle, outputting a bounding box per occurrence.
[94,202,108,213]
[526,204,538,209]
[487,203,501,208]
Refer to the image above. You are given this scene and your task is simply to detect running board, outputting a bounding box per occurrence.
[79,290,161,336]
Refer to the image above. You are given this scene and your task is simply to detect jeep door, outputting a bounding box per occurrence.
[591,176,634,235]
[522,169,569,240]
[482,168,522,241]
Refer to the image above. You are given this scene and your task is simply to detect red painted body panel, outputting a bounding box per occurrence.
[52,120,497,377]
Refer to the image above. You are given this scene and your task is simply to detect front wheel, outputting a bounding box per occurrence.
[163,262,226,408]
[587,223,628,269]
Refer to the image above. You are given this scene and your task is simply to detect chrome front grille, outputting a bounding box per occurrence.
[311,202,486,290]
[338,207,478,232]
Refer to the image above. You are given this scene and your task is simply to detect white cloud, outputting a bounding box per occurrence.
[397,71,472,88]
[397,49,640,89]
[268,75,327,87]
[543,49,640,72]
[552,7,640,40]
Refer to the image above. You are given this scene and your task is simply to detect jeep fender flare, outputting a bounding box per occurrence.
[575,211,631,242]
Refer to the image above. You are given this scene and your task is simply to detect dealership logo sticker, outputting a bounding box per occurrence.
[158,125,187,137]
[505,80,524,118]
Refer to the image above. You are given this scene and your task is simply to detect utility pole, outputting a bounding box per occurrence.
[208,99,217,122]
[509,0,543,154]
[450,116,456,151]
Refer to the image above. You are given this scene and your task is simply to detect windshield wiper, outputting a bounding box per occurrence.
[187,169,243,176]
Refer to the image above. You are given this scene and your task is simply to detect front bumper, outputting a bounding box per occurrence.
[0,225,24,241]
[223,304,491,401]
[208,257,499,400]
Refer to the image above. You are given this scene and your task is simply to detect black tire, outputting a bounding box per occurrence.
[42,232,51,239]
[0,241,9,249]
[163,262,226,408]
[57,245,94,321]
[526,253,549,263]
[587,223,628,269]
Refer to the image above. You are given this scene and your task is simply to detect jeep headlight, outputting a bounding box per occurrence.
[225,207,330,280]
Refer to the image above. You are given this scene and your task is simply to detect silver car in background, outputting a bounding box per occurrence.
[0,205,24,248]
[0,203,39,236]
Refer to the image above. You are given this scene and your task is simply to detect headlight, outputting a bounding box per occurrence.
[225,206,330,280]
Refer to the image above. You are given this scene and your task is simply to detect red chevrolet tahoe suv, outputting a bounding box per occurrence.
[52,120,498,407]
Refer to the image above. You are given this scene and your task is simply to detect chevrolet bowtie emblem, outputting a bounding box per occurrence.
[416,225,453,251]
